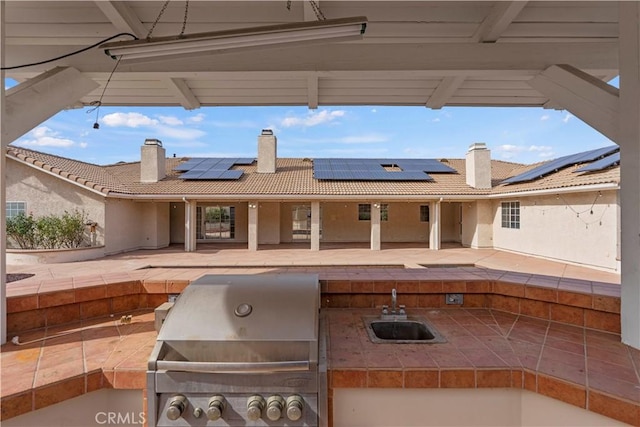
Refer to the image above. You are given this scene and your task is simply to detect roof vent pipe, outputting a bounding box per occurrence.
[465,143,492,189]
[141,138,166,183]
[257,129,277,173]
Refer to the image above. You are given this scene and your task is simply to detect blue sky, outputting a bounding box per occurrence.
[6,78,616,166]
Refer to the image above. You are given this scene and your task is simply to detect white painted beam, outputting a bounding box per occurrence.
[3,67,99,144]
[528,64,619,141]
[165,77,200,110]
[370,203,381,251]
[426,76,466,109]
[311,201,320,251]
[618,1,640,350]
[95,1,147,38]
[1,0,7,346]
[473,1,528,42]
[307,75,319,110]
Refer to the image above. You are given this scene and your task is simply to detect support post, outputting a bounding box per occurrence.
[618,1,640,349]
[248,202,258,251]
[311,201,320,251]
[184,200,196,252]
[370,203,381,251]
[429,200,442,251]
[1,0,6,345]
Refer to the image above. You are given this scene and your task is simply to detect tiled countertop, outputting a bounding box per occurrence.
[0,310,156,421]
[1,266,636,425]
[325,308,640,426]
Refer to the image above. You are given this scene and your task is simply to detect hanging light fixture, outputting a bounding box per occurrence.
[101,16,367,63]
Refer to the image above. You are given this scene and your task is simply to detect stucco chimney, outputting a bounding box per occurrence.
[257,129,277,173]
[465,143,492,189]
[140,138,166,183]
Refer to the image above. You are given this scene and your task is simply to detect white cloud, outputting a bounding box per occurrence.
[540,114,550,121]
[280,109,346,128]
[371,109,377,113]
[187,113,205,123]
[495,144,554,160]
[158,115,183,126]
[156,126,206,140]
[563,113,573,123]
[101,112,158,128]
[17,126,78,148]
[432,118,441,123]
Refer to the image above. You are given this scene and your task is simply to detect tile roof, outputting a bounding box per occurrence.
[6,146,620,199]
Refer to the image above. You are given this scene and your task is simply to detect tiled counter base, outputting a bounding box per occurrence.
[1,267,634,424]
[326,308,640,426]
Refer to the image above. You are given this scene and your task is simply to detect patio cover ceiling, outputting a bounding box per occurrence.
[2,1,619,110]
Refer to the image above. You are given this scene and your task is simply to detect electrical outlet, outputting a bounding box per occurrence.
[446,293,463,305]
[168,294,180,303]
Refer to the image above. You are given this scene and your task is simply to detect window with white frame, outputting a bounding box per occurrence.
[501,201,520,229]
[6,202,26,219]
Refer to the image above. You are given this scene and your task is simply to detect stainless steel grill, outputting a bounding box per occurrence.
[147,273,325,426]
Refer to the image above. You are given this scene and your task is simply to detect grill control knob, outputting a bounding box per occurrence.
[266,395,285,421]
[247,395,266,421]
[286,395,304,421]
[166,395,187,421]
[207,395,226,421]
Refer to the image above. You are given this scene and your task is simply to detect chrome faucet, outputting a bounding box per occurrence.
[381,288,406,320]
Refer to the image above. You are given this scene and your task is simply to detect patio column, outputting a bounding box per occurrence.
[1,0,6,345]
[370,203,381,251]
[184,200,196,252]
[429,200,442,250]
[619,1,640,349]
[311,201,320,251]
[248,202,258,251]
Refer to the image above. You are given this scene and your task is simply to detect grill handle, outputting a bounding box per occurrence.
[156,360,310,373]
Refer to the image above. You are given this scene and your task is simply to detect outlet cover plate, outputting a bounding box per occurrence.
[446,293,464,305]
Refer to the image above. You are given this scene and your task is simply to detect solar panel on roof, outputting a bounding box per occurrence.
[575,152,620,173]
[312,158,455,181]
[502,146,619,184]
[174,157,253,180]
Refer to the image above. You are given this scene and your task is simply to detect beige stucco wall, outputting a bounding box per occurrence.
[258,202,280,244]
[104,200,169,255]
[169,202,185,244]
[462,200,494,248]
[333,388,626,426]
[6,160,105,247]
[492,190,619,271]
[441,202,462,243]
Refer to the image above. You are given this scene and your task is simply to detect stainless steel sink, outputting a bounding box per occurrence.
[363,317,446,344]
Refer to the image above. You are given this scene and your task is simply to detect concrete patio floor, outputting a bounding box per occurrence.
[6,243,620,286]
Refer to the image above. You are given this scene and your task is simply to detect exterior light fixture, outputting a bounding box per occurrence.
[100,16,367,63]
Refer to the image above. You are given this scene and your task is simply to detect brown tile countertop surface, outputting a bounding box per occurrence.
[1,310,156,421]
[325,308,640,426]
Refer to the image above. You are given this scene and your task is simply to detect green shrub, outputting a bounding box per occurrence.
[6,213,38,249]
[5,209,89,249]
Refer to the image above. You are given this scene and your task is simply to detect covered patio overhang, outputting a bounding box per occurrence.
[1,1,638,349]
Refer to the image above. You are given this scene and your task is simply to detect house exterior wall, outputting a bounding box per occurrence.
[462,200,494,248]
[6,160,105,247]
[441,202,462,243]
[258,202,280,244]
[380,202,430,243]
[104,200,169,254]
[492,190,619,271]
[169,202,185,244]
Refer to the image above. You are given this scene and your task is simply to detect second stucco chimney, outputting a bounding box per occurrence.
[465,143,492,189]
[140,138,166,183]
[257,129,277,173]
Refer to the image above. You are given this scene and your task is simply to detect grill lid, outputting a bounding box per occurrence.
[156,274,319,364]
